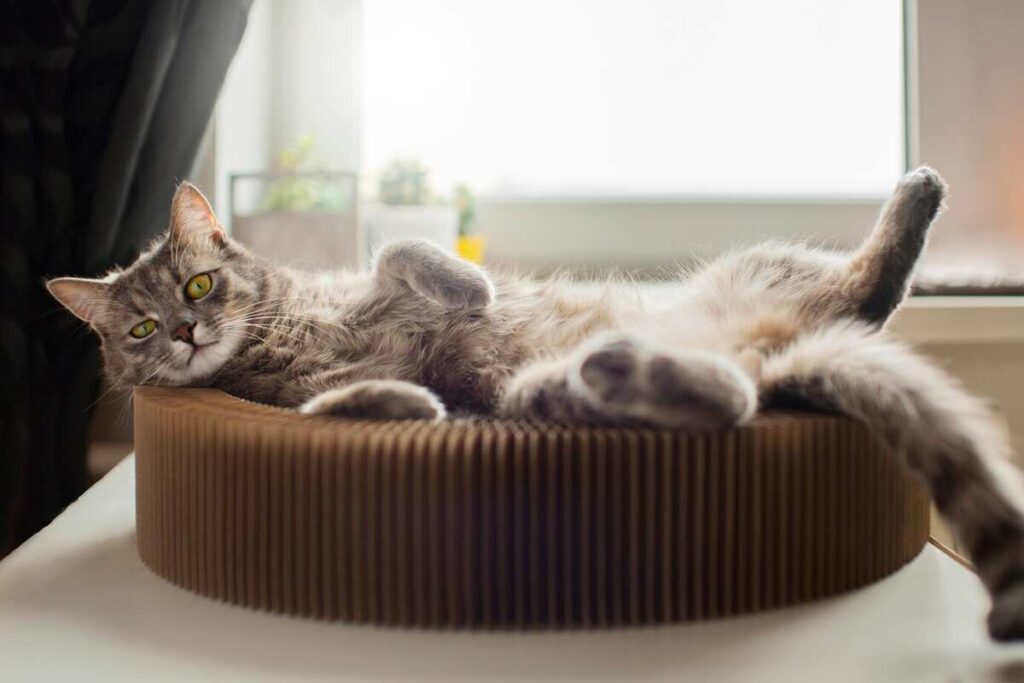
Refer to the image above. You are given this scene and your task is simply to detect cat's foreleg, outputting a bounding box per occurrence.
[501,333,756,430]
[760,321,1024,641]
[374,239,495,310]
[299,379,446,421]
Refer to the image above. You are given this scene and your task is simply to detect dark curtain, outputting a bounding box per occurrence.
[0,0,253,557]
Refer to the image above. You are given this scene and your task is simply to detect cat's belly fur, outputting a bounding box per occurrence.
[425,280,811,411]
[210,269,822,413]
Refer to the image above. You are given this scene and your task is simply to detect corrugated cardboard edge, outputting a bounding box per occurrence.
[134,386,930,628]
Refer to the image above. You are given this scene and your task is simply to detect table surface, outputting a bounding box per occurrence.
[1,457,1023,682]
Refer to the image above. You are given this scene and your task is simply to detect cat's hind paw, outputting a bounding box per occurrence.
[300,380,446,421]
[571,334,756,430]
[894,166,947,223]
[989,582,1024,642]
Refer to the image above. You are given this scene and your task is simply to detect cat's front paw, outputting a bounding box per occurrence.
[425,264,495,311]
[570,335,756,430]
[300,380,446,421]
[376,239,495,311]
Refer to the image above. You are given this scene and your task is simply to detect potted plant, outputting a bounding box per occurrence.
[453,183,486,264]
[362,158,458,257]
[230,137,361,270]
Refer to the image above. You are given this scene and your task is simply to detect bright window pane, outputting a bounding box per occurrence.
[361,0,904,197]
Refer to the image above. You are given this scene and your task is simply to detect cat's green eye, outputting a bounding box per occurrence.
[185,273,213,300]
[130,319,157,339]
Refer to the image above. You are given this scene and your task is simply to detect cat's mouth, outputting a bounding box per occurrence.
[187,341,216,365]
[160,328,241,386]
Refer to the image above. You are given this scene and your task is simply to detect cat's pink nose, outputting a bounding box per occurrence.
[172,322,196,344]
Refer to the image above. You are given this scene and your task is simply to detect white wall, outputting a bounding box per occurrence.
[910,0,1024,267]
[270,0,360,172]
[906,0,1024,547]
[906,0,1024,448]
[209,0,360,230]
[213,0,276,226]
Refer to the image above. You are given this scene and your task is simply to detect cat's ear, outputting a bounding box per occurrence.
[170,182,225,246]
[46,277,112,323]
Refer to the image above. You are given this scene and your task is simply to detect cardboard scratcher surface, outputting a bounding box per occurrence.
[134,386,930,628]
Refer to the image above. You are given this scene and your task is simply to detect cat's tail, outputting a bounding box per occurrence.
[840,166,947,327]
[759,320,1024,641]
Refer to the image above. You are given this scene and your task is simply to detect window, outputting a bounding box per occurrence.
[361,0,904,199]
[215,0,909,270]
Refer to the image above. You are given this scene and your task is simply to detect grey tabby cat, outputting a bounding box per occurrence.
[48,168,1024,640]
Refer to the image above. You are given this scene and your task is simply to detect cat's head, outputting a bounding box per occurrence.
[47,183,266,389]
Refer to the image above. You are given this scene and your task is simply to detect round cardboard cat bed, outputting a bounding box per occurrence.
[133,386,929,628]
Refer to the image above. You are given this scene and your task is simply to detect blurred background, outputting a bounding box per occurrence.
[4,0,1023,556]
[206,0,1024,274]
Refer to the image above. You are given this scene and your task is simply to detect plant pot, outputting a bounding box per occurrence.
[362,204,458,260]
[231,211,361,270]
[456,235,487,264]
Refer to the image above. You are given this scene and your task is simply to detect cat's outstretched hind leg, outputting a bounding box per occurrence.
[761,321,1024,641]
[501,334,756,430]
[843,166,947,326]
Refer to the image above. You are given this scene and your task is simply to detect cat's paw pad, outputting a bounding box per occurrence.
[901,165,945,192]
[429,266,495,311]
[300,380,446,421]
[646,352,755,427]
[577,336,643,403]
[896,166,947,218]
[378,240,495,311]
[573,336,755,430]
[989,582,1024,642]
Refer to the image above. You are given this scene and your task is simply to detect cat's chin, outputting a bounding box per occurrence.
[159,332,242,386]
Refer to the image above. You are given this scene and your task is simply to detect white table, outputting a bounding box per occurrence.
[1,457,1022,682]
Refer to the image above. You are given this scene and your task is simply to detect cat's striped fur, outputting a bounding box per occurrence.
[47,167,1024,640]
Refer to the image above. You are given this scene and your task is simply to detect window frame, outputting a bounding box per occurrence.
[210,0,926,272]
[447,0,910,271]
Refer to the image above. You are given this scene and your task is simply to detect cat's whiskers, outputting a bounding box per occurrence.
[136,352,174,386]
[217,296,350,344]
[222,326,292,350]
[218,306,346,343]
[218,306,294,324]
[225,295,326,320]
[240,323,309,346]
[232,293,326,311]
[215,306,296,329]
[110,354,174,426]
[85,378,131,412]
[115,353,169,422]
[221,322,299,344]
[113,389,135,429]
[220,320,308,346]
[236,313,343,338]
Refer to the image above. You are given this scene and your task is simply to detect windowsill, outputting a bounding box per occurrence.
[891,296,1024,344]
[478,194,890,205]
[477,199,885,271]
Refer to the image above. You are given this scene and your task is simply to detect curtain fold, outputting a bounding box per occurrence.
[0,0,253,557]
